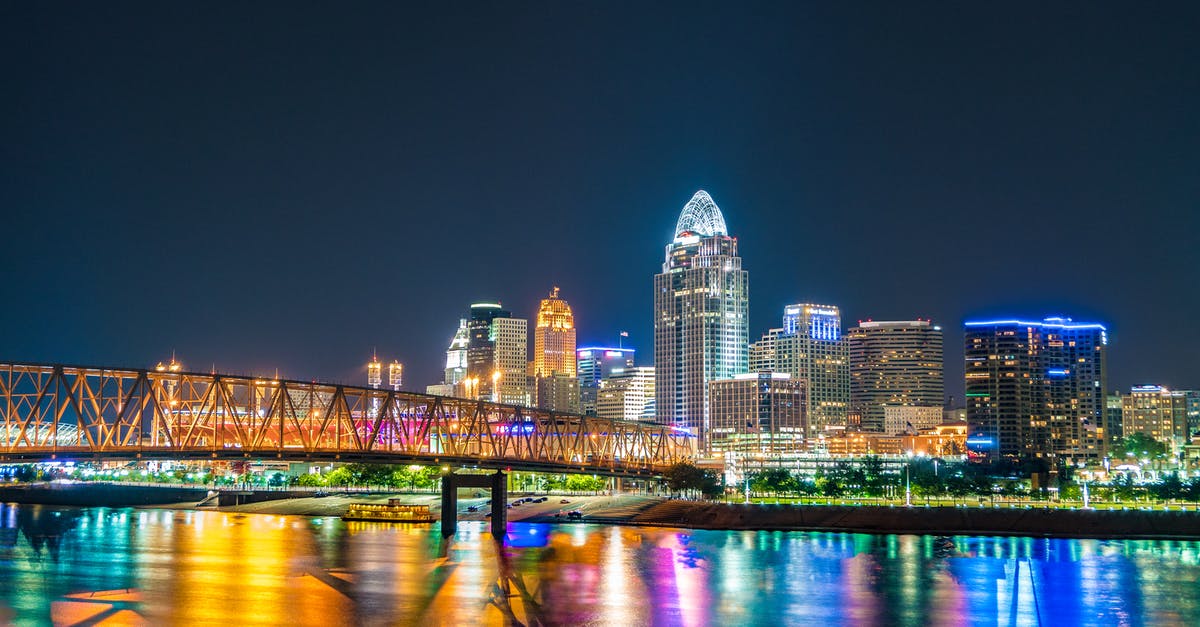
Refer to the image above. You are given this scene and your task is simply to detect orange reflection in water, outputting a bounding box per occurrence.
[139,511,352,626]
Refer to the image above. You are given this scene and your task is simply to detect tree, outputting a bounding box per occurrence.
[1113,433,1168,461]
[297,473,325,487]
[662,462,722,498]
[564,475,606,492]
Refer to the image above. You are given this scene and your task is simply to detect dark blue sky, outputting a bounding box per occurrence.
[3,2,1197,398]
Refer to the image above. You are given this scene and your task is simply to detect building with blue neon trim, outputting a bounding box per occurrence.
[964,317,1108,465]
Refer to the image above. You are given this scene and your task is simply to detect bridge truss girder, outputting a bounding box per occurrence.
[0,362,694,476]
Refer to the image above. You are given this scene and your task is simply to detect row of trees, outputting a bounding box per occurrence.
[293,464,610,493]
[744,457,1200,504]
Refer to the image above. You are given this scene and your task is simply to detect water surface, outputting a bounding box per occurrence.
[1,504,1197,625]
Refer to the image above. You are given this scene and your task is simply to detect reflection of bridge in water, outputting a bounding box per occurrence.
[0,362,695,535]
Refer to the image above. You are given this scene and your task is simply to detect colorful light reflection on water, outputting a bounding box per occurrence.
[1,503,1198,625]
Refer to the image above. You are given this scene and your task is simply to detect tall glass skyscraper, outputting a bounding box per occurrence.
[654,190,749,452]
[964,317,1108,465]
[750,304,850,439]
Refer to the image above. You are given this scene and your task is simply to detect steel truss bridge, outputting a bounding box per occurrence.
[0,362,694,477]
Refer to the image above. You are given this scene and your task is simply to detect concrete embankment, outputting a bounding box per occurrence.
[0,483,208,507]
[629,501,1200,540]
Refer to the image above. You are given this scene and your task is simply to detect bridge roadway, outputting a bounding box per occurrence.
[0,362,695,478]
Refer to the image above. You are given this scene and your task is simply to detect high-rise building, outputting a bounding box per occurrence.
[577,346,635,416]
[464,302,529,405]
[596,366,656,423]
[492,316,529,406]
[848,320,944,432]
[964,317,1108,465]
[444,319,469,386]
[708,373,807,455]
[533,287,576,378]
[536,373,581,414]
[532,287,579,412]
[577,347,635,387]
[1106,393,1125,442]
[749,304,849,439]
[654,191,749,452]
[1121,386,1198,453]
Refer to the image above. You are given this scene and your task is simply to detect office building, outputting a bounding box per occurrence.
[848,320,944,432]
[536,373,581,414]
[596,366,656,423]
[533,287,576,378]
[577,346,635,416]
[708,373,807,455]
[883,406,945,436]
[1106,393,1125,442]
[749,304,849,438]
[654,190,749,452]
[964,317,1108,465]
[465,302,529,405]
[1121,386,1198,452]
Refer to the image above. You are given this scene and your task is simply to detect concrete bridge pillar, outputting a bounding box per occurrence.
[490,470,506,538]
[440,470,507,540]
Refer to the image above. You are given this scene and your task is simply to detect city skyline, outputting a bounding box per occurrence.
[3,3,1197,398]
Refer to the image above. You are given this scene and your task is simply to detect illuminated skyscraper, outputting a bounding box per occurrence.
[445,319,469,386]
[848,320,944,433]
[654,191,749,452]
[577,346,635,416]
[465,302,529,405]
[964,317,1108,465]
[533,287,576,378]
[750,304,849,439]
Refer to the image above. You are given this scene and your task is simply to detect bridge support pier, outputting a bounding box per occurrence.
[440,471,507,540]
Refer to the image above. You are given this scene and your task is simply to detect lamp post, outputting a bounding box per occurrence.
[905,451,913,507]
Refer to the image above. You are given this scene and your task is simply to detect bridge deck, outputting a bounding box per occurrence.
[0,362,694,475]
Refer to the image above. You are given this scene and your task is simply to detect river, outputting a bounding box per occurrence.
[1,504,1197,625]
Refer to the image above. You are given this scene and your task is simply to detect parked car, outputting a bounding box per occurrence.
[560,499,570,504]
[466,505,478,512]
[567,510,583,519]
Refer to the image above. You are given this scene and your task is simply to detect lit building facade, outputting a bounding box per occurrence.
[964,317,1108,465]
[749,304,849,439]
[444,319,469,386]
[533,287,576,377]
[1106,393,1125,442]
[708,373,806,455]
[536,373,581,414]
[883,406,945,436]
[577,346,635,416]
[1121,386,1198,453]
[596,366,656,423]
[465,302,529,405]
[848,320,944,432]
[654,191,749,451]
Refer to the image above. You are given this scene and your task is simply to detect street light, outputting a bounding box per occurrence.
[491,370,501,403]
[905,450,913,507]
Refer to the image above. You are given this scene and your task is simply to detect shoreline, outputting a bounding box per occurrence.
[4,484,1198,541]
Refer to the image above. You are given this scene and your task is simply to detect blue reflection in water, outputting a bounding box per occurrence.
[1,504,1199,626]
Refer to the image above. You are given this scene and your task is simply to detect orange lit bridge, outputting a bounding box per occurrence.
[1,361,696,537]
[0,362,694,475]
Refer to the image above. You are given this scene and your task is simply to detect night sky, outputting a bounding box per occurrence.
[3,3,1198,399]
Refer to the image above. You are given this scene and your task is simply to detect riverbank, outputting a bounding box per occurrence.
[612,500,1200,540]
[4,483,1198,540]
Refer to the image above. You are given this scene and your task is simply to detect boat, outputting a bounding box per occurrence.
[341,499,436,523]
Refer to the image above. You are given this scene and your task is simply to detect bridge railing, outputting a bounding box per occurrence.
[0,362,695,474]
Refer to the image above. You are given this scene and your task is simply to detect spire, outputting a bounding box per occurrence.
[674,190,728,238]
